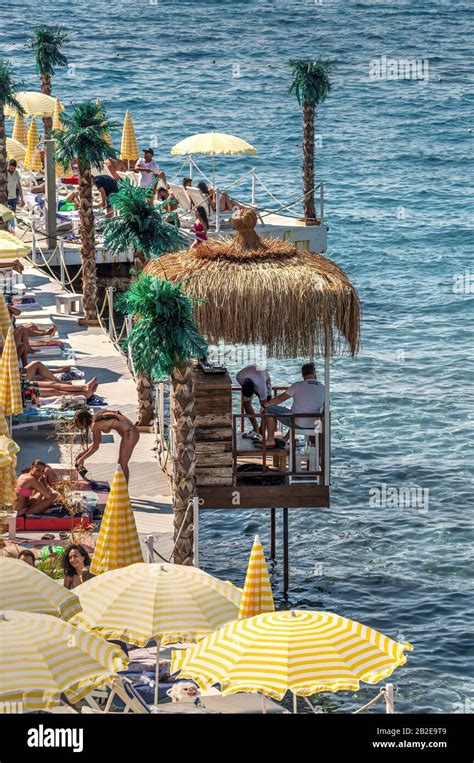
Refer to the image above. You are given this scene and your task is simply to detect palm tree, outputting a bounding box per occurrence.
[53,101,118,324]
[27,25,69,139]
[118,274,208,565]
[289,58,333,223]
[104,180,184,425]
[0,60,24,217]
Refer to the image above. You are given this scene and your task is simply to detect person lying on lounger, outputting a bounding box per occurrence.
[8,303,58,337]
[74,409,140,483]
[21,371,99,400]
[15,461,60,516]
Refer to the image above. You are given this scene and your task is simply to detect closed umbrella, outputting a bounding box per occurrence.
[0,292,11,336]
[0,434,19,505]
[0,406,9,435]
[120,110,139,164]
[52,97,63,131]
[0,557,81,620]
[0,327,22,415]
[171,609,413,704]
[0,610,126,711]
[0,231,30,261]
[11,113,27,146]
[6,137,26,162]
[23,119,42,172]
[74,562,241,705]
[90,464,144,575]
[238,535,274,619]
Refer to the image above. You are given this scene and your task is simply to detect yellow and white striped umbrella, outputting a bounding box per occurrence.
[238,535,274,619]
[5,91,62,119]
[0,231,30,260]
[23,119,42,172]
[120,110,139,161]
[0,434,18,504]
[0,557,81,621]
[0,292,11,336]
[74,562,242,646]
[6,137,26,162]
[171,132,256,156]
[90,465,144,575]
[11,113,27,146]
[52,97,63,131]
[0,327,22,415]
[0,610,126,711]
[0,406,9,435]
[171,609,413,700]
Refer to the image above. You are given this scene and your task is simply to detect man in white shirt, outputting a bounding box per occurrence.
[134,148,166,190]
[260,362,325,449]
[236,364,272,438]
[7,160,24,212]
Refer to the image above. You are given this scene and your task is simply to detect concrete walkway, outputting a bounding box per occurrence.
[12,265,173,559]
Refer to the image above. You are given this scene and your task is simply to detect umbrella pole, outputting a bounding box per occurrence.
[154,642,160,706]
[293,693,298,714]
[189,155,193,181]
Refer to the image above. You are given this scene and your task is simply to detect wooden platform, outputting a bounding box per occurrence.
[198,484,329,509]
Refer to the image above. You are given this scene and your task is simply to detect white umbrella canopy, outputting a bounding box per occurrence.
[171,131,256,185]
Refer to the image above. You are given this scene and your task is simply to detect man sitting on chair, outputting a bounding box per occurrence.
[260,362,325,449]
[236,364,272,440]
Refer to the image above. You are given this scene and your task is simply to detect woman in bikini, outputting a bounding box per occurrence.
[190,205,209,249]
[62,543,94,589]
[15,460,60,516]
[73,409,140,483]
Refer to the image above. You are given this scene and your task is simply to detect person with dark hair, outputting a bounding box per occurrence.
[7,159,24,213]
[182,177,192,190]
[73,409,140,483]
[236,364,273,439]
[18,549,36,566]
[260,362,325,449]
[191,205,209,248]
[94,174,119,215]
[197,181,239,213]
[15,461,60,516]
[62,544,94,589]
[155,186,180,226]
[135,148,165,189]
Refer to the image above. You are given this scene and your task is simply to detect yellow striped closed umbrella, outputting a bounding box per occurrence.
[238,535,274,619]
[171,609,413,701]
[0,557,81,621]
[0,231,30,260]
[0,292,11,336]
[23,119,42,172]
[6,137,26,162]
[0,327,22,415]
[52,97,63,131]
[0,407,9,435]
[120,110,139,161]
[90,465,144,575]
[0,435,19,505]
[11,113,27,146]
[0,610,126,711]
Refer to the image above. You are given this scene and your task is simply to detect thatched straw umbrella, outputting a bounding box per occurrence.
[145,209,360,565]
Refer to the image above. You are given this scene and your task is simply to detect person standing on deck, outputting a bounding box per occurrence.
[135,148,166,195]
[73,409,140,483]
[236,364,273,440]
[7,160,24,214]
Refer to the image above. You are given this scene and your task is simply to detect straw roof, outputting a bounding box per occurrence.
[145,209,360,358]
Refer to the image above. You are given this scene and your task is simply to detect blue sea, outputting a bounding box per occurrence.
[3,0,473,713]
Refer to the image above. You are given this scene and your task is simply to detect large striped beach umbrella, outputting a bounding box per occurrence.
[89,465,144,575]
[0,434,19,505]
[120,110,139,162]
[0,292,11,336]
[238,535,274,620]
[74,562,241,705]
[0,557,81,620]
[6,137,26,162]
[11,113,27,146]
[23,119,42,172]
[0,610,126,711]
[0,327,23,415]
[5,92,62,119]
[171,609,413,702]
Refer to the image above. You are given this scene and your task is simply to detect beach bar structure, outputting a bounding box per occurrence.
[145,209,360,583]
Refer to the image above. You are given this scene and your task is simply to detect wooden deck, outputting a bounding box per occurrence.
[10,266,173,559]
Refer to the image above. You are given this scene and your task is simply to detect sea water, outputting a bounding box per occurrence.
[3,0,473,713]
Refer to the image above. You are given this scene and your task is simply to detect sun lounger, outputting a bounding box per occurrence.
[197,688,288,713]
[116,171,138,186]
[168,183,194,213]
[83,678,214,714]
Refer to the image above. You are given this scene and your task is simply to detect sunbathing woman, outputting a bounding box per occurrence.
[8,303,58,337]
[23,360,77,381]
[21,372,99,400]
[197,181,240,213]
[74,409,140,482]
[15,461,60,516]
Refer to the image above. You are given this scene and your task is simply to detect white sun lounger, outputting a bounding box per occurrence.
[168,183,194,213]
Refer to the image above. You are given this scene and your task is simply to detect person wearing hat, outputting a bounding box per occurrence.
[135,147,165,190]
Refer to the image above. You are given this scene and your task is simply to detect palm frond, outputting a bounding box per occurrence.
[52,101,118,168]
[26,26,69,76]
[0,59,25,114]
[288,58,334,107]
[116,274,208,379]
[103,180,184,261]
